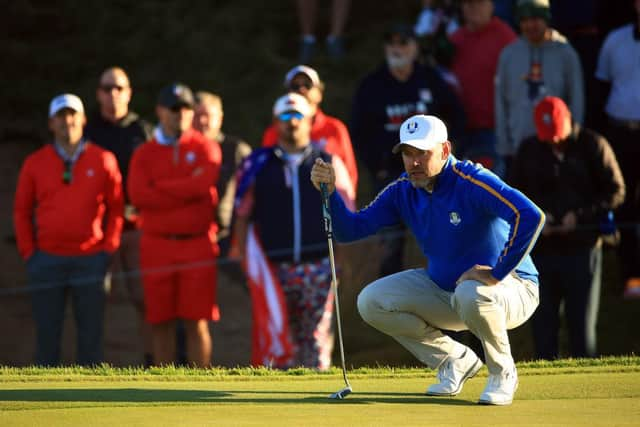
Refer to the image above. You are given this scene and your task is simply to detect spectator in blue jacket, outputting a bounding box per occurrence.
[311,114,544,405]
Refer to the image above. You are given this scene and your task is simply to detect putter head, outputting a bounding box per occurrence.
[328,386,352,400]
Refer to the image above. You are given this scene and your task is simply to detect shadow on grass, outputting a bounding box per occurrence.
[0,389,476,405]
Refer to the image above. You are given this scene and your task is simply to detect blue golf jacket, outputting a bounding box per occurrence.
[329,155,545,292]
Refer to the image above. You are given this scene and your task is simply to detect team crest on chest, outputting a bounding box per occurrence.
[185,151,196,163]
[449,211,461,226]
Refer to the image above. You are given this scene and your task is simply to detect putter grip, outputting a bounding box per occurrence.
[320,183,333,237]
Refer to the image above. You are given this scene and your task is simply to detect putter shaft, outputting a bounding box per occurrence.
[320,184,352,395]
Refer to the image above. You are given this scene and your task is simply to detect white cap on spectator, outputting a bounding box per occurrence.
[392,115,448,153]
[272,92,312,117]
[49,94,85,117]
[283,65,321,88]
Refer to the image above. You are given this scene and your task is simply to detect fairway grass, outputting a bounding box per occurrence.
[1,357,639,426]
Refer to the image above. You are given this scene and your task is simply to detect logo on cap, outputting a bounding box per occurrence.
[543,113,551,124]
[407,121,419,134]
[449,211,461,226]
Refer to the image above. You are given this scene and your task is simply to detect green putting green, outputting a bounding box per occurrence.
[1,358,639,426]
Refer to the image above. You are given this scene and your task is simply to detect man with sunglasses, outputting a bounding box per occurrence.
[351,22,465,278]
[127,83,221,368]
[14,94,124,366]
[262,65,358,192]
[230,93,354,369]
[84,66,154,366]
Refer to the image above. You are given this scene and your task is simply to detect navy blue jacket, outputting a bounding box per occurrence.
[251,146,331,263]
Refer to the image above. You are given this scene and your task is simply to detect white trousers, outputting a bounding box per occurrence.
[357,269,539,374]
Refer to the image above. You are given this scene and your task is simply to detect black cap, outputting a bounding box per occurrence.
[384,23,416,41]
[157,83,195,109]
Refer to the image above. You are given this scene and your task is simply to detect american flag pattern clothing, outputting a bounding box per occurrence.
[275,257,335,370]
[243,224,294,367]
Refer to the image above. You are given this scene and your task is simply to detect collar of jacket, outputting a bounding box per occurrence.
[273,144,314,161]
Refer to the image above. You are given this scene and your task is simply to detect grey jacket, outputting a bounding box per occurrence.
[495,30,584,157]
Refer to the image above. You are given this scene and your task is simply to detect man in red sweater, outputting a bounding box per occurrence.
[14,94,124,366]
[261,65,358,193]
[449,0,516,173]
[128,83,221,368]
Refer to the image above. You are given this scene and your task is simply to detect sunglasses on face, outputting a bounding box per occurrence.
[278,111,305,122]
[99,84,127,92]
[169,104,192,113]
[62,160,72,185]
[289,81,313,91]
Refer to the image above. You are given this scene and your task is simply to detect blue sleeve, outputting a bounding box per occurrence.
[471,169,545,280]
[329,181,403,243]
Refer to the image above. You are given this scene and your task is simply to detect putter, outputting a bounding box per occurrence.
[320,183,353,400]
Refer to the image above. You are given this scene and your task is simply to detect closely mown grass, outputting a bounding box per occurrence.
[1,363,639,426]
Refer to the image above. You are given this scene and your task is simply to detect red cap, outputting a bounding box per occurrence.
[534,96,571,142]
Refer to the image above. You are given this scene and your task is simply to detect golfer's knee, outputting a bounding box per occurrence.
[452,280,488,318]
[357,285,383,325]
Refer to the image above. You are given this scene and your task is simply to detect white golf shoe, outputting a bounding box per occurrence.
[478,368,518,405]
[426,348,483,396]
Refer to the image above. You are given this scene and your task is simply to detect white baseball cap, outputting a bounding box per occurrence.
[272,92,312,117]
[49,94,85,118]
[392,115,448,153]
[283,65,321,88]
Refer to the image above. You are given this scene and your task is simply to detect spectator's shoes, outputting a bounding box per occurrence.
[426,348,483,396]
[299,38,316,64]
[478,368,518,405]
[326,36,345,60]
[623,278,640,299]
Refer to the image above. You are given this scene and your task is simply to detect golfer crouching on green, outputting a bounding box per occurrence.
[310,114,544,405]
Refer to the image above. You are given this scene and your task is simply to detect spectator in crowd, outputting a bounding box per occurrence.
[193,91,252,256]
[230,93,354,370]
[84,66,154,367]
[127,83,221,367]
[297,0,351,62]
[262,65,358,191]
[351,22,465,277]
[311,114,544,405]
[449,0,517,171]
[495,0,584,176]
[509,96,625,359]
[595,0,640,298]
[14,94,123,366]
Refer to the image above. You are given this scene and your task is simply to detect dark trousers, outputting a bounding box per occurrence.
[531,245,602,359]
[27,251,109,366]
[606,121,640,280]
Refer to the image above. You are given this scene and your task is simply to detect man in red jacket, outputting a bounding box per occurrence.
[262,65,358,193]
[449,0,516,173]
[14,93,124,366]
[128,83,221,367]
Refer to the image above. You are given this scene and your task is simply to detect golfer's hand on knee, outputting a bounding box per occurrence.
[311,158,336,194]
[456,264,499,286]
